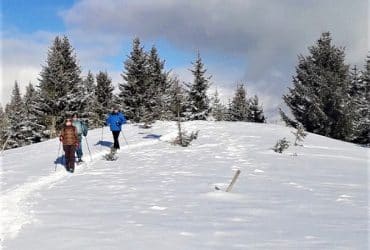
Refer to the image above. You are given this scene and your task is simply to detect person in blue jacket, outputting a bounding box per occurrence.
[106,107,126,150]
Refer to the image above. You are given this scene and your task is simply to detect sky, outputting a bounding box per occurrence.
[1,0,368,120]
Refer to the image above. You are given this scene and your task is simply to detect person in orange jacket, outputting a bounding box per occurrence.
[59,118,79,172]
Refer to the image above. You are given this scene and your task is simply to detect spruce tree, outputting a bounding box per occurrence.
[169,76,187,120]
[210,88,226,121]
[60,36,83,114]
[96,71,114,126]
[5,82,27,148]
[81,71,99,128]
[23,83,45,143]
[147,45,171,121]
[354,56,370,144]
[185,52,211,120]
[37,35,83,135]
[248,95,266,123]
[119,37,148,122]
[229,84,250,121]
[281,32,353,141]
[0,103,8,148]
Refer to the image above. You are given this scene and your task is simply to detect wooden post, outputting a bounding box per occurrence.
[226,170,241,192]
[0,135,11,154]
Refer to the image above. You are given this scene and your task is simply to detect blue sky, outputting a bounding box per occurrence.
[1,0,367,119]
[2,0,73,33]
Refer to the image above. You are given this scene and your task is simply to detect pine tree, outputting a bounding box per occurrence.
[291,123,307,146]
[185,52,211,120]
[354,56,370,144]
[5,82,27,148]
[281,32,353,141]
[96,71,114,126]
[60,36,83,115]
[23,83,45,144]
[224,99,233,121]
[37,35,83,136]
[119,37,149,122]
[147,45,171,121]
[0,103,8,148]
[229,84,250,121]
[210,88,226,121]
[81,71,99,128]
[169,76,187,120]
[248,95,266,123]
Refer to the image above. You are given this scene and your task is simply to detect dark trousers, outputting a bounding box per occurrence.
[112,131,121,149]
[63,145,76,171]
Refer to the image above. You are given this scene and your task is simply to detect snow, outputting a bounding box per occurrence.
[1,121,368,249]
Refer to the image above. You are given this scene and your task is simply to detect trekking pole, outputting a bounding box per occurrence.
[84,137,93,161]
[55,141,62,171]
[100,126,104,148]
[121,131,129,146]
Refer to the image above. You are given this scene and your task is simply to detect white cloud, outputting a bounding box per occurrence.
[0,30,122,104]
[60,0,368,117]
[2,0,368,118]
[1,33,50,104]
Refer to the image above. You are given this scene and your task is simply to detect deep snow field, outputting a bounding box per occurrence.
[0,121,368,249]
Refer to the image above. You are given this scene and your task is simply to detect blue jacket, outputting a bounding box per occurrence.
[106,112,126,131]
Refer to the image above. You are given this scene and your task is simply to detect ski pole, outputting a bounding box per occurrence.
[55,141,62,171]
[121,131,129,146]
[84,137,93,161]
[100,126,104,148]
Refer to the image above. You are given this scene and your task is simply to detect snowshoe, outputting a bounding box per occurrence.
[104,148,118,161]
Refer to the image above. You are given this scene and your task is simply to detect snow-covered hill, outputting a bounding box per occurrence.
[1,121,368,249]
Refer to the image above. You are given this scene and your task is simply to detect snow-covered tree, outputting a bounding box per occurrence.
[80,71,99,128]
[185,52,211,120]
[0,103,8,148]
[147,45,171,121]
[273,138,290,153]
[353,56,370,144]
[168,76,187,120]
[37,35,83,135]
[119,37,149,122]
[96,71,114,126]
[291,123,307,146]
[4,82,27,148]
[248,95,266,123]
[210,88,227,121]
[23,83,45,144]
[229,84,250,121]
[281,32,353,141]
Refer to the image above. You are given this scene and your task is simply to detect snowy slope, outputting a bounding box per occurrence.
[0,121,368,250]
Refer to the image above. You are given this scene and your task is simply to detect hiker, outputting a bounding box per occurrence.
[106,107,126,150]
[59,118,79,173]
[72,113,88,163]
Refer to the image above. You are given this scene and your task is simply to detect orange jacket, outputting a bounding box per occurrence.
[60,125,78,146]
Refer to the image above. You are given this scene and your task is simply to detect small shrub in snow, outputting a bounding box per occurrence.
[273,138,290,153]
[291,123,307,146]
[173,130,199,147]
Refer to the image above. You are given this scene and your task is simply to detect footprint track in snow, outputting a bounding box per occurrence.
[0,138,162,242]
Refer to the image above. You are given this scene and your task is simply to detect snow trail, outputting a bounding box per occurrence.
[0,136,162,243]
